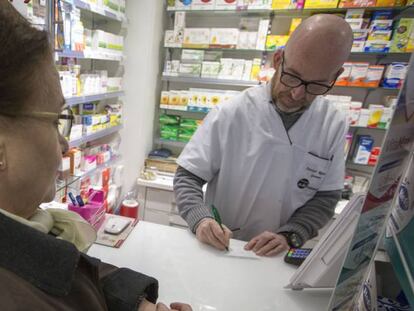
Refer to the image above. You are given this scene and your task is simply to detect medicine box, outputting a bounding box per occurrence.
[175,0,192,10]
[181,49,205,63]
[209,28,239,48]
[179,63,202,77]
[335,62,352,86]
[382,62,408,89]
[348,63,369,87]
[191,0,215,9]
[363,65,385,87]
[353,135,374,165]
[183,28,210,48]
[215,0,238,9]
[363,40,391,53]
[305,0,339,8]
[390,18,414,53]
[256,19,270,50]
[201,61,221,78]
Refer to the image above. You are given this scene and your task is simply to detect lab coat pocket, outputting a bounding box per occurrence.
[291,152,332,210]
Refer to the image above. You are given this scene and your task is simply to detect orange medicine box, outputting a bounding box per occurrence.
[363,65,385,87]
[348,62,370,87]
[335,62,353,86]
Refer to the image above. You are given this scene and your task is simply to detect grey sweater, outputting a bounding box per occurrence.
[173,101,342,246]
[174,166,341,245]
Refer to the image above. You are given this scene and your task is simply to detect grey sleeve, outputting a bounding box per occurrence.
[277,190,342,245]
[173,166,214,233]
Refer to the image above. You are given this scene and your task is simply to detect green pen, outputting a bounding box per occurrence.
[211,204,229,251]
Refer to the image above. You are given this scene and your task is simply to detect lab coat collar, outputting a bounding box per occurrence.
[0,212,80,296]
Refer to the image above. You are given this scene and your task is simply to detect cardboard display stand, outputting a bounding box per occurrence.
[329,54,414,310]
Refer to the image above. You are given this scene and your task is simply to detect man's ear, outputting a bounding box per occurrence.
[273,49,283,70]
[0,142,7,171]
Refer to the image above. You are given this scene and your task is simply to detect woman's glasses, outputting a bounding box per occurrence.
[0,107,74,138]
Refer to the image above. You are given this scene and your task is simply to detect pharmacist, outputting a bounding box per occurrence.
[174,15,354,256]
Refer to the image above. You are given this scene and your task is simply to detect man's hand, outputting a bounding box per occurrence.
[195,218,232,251]
[244,231,289,257]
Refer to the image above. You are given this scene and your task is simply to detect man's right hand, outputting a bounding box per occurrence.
[195,218,232,251]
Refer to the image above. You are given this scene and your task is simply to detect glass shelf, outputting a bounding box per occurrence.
[167,6,413,16]
[68,125,123,148]
[57,49,124,61]
[65,91,124,107]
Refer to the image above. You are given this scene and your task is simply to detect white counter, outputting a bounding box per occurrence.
[88,221,332,311]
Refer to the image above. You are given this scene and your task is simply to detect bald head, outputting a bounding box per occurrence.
[271,14,353,112]
[286,14,353,75]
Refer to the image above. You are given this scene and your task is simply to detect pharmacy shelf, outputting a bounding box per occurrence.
[162,75,260,87]
[346,161,375,168]
[65,91,124,107]
[160,107,209,116]
[167,6,413,16]
[63,0,127,23]
[56,155,121,192]
[68,125,123,148]
[162,75,401,90]
[57,49,124,61]
[334,85,400,91]
[166,46,412,57]
[155,138,187,149]
[349,126,387,131]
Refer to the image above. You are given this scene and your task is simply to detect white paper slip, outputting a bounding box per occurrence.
[225,245,261,260]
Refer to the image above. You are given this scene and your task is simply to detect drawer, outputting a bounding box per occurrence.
[144,209,170,226]
[146,188,176,213]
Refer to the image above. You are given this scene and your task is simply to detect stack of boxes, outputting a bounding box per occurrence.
[160,115,202,143]
[163,49,272,82]
[160,88,240,112]
[335,62,408,89]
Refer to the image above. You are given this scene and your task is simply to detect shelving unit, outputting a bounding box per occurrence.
[57,49,124,61]
[56,155,121,191]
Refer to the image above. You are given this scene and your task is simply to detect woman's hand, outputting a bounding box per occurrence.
[138,300,192,311]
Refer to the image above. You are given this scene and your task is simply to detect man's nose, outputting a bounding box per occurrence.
[290,84,306,100]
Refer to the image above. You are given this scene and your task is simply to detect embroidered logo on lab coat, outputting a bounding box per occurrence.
[297,179,309,189]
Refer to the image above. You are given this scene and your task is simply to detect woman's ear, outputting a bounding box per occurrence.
[0,142,7,171]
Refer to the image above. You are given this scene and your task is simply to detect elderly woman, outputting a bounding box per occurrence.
[0,2,191,311]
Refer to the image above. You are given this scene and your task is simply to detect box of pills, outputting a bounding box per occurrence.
[179,63,202,76]
[183,28,210,48]
[363,40,391,53]
[242,60,253,80]
[215,0,238,9]
[382,62,408,89]
[363,65,385,87]
[390,18,414,53]
[175,0,192,10]
[191,0,215,9]
[305,0,339,8]
[218,58,234,80]
[232,59,246,80]
[181,49,205,62]
[335,62,353,86]
[348,63,369,87]
[256,19,270,50]
[353,135,374,165]
[351,41,366,52]
[248,0,272,9]
[367,105,384,128]
[209,28,239,48]
[201,61,221,78]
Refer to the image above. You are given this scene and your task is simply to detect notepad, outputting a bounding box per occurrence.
[225,245,261,260]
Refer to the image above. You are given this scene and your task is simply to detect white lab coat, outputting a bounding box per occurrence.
[177,83,347,241]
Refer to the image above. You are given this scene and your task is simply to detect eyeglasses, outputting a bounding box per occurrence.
[280,53,337,96]
[0,107,74,138]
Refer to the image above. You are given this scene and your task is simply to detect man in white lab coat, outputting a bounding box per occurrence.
[173,14,354,256]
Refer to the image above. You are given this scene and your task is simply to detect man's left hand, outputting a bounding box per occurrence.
[244,231,289,257]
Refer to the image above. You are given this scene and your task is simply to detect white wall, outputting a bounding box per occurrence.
[121,0,165,193]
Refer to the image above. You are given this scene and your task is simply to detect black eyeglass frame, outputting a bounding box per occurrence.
[279,52,339,96]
